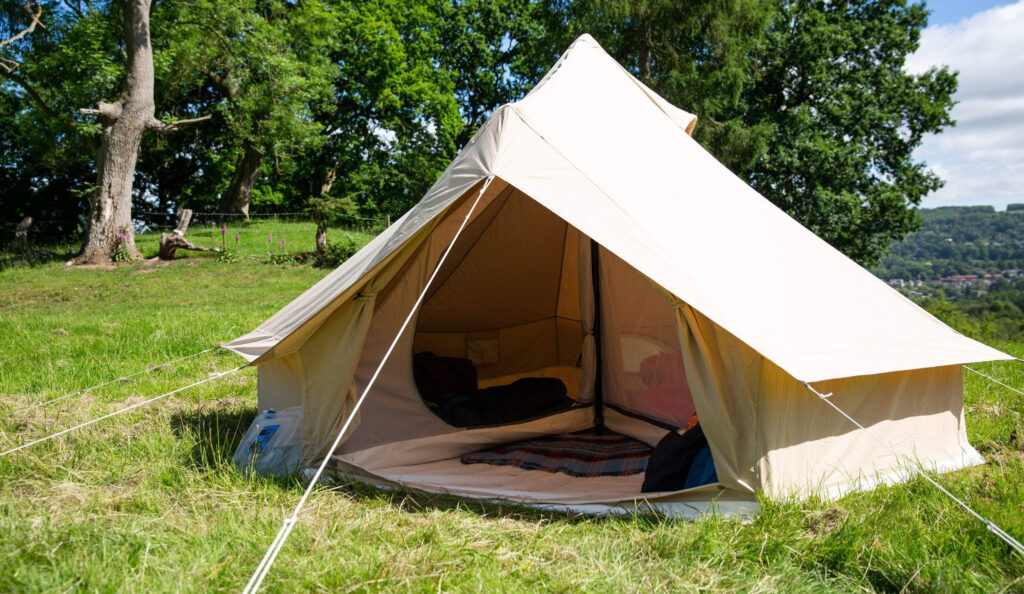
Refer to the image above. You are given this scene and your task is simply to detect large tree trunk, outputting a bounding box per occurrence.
[218,142,263,219]
[72,0,210,264]
[74,0,155,265]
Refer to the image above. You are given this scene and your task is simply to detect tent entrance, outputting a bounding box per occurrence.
[411,188,586,427]
[406,186,697,432]
[336,185,709,502]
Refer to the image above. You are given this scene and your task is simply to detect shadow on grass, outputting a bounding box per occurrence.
[170,404,258,471]
[0,247,77,270]
[327,480,635,526]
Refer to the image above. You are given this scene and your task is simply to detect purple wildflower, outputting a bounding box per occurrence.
[221,224,226,236]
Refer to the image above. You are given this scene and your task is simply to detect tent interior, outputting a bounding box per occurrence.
[328,181,745,515]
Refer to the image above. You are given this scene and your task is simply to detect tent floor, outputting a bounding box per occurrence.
[327,455,759,520]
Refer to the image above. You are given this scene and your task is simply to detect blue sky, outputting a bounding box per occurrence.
[921,0,1012,25]
[907,1,1024,209]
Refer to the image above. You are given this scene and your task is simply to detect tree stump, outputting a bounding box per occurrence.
[13,217,32,253]
[158,209,219,259]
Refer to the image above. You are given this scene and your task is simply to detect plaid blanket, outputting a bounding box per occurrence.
[460,431,652,478]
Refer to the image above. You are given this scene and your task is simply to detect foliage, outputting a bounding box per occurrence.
[438,0,550,146]
[292,0,464,219]
[313,234,363,268]
[0,244,1023,590]
[874,206,1024,280]
[542,0,775,173]
[0,2,119,237]
[1,0,960,268]
[738,0,957,266]
[908,280,1024,342]
[112,231,133,263]
[214,249,240,264]
[308,192,358,230]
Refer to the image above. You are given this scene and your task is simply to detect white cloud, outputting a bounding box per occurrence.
[907,1,1024,209]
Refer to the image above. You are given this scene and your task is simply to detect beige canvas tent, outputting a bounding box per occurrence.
[224,35,1012,517]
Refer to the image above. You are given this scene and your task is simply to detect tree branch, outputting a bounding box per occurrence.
[0,1,44,52]
[203,68,237,97]
[61,0,85,20]
[79,99,121,122]
[146,113,213,134]
[0,69,70,124]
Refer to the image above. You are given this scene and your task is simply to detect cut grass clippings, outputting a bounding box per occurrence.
[1,219,1023,592]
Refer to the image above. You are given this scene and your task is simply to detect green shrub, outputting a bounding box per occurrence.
[315,235,362,268]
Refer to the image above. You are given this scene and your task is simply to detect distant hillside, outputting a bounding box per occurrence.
[873,205,1024,280]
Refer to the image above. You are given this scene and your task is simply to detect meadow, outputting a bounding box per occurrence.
[1,220,1022,592]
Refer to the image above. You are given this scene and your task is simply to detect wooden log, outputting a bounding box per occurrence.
[158,208,218,260]
[13,216,32,253]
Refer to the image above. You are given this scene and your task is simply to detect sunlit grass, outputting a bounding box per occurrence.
[0,223,1022,591]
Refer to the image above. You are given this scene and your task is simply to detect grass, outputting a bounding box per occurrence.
[1,219,1023,592]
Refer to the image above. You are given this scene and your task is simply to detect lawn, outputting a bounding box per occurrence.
[1,220,1023,592]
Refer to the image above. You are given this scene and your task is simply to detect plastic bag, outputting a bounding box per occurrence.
[233,406,302,477]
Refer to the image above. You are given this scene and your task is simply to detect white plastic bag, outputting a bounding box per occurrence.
[233,406,302,477]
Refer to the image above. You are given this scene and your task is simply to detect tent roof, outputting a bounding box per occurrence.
[224,34,1010,382]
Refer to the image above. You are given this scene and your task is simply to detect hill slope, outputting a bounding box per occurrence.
[874,205,1024,280]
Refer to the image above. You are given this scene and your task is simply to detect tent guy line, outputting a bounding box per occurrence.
[7,346,221,416]
[964,363,1024,398]
[801,380,1024,558]
[0,363,249,459]
[241,175,497,594]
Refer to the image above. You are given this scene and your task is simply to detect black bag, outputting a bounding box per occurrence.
[641,424,708,493]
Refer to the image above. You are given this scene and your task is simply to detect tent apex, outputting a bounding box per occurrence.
[573,33,600,46]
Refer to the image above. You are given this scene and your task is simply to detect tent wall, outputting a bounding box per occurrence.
[338,180,547,455]
[673,303,761,493]
[599,248,695,427]
[756,363,980,499]
[672,302,983,499]
[256,351,304,411]
[293,221,438,464]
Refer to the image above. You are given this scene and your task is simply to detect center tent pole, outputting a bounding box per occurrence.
[591,237,604,435]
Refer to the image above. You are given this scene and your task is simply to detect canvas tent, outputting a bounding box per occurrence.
[224,35,1012,517]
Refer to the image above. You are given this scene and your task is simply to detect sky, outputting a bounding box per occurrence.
[907,1,1024,209]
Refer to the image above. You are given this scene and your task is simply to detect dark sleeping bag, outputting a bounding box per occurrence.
[640,424,717,493]
[413,352,574,427]
[464,378,577,423]
[412,352,478,403]
[444,377,573,427]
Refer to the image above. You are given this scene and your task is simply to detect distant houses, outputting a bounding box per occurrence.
[887,270,1020,290]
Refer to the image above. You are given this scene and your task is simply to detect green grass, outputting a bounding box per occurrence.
[1,220,1023,592]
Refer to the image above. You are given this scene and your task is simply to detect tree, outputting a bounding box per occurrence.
[75,1,211,263]
[739,0,956,266]
[438,0,549,147]
[167,0,335,218]
[288,0,463,223]
[1,1,209,264]
[538,0,775,173]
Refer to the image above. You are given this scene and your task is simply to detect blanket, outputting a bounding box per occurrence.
[460,430,652,478]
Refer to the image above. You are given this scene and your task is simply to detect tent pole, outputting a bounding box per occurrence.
[591,237,604,434]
